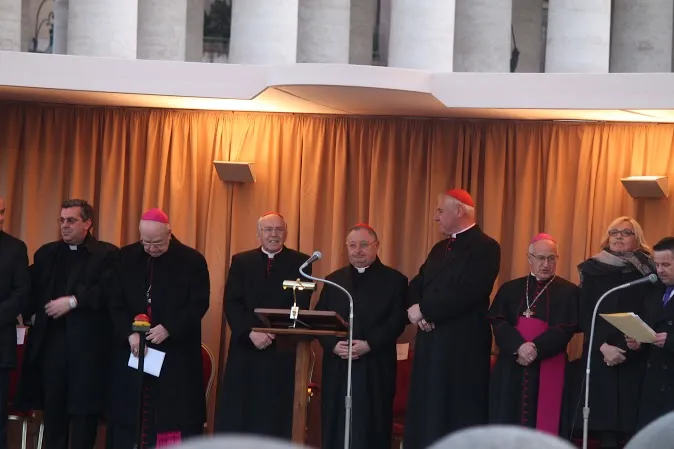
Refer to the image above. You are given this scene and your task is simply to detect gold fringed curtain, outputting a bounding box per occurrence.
[3,102,674,428]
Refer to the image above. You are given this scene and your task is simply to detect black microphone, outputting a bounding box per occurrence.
[300,250,322,269]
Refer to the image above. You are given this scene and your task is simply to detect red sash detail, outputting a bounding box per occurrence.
[515,316,566,435]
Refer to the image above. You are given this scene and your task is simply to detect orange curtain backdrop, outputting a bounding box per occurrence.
[3,102,674,428]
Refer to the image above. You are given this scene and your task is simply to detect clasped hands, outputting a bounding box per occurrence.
[516,342,537,366]
[45,296,75,319]
[407,304,435,332]
[250,331,275,350]
[333,340,370,360]
[129,325,170,357]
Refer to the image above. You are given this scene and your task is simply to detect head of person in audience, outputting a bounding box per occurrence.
[653,237,674,286]
[434,189,476,237]
[257,212,287,254]
[600,216,650,255]
[346,224,380,269]
[625,410,674,449]
[59,199,93,246]
[427,425,576,449]
[174,435,306,449]
[139,208,172,258]
[528,233,559,281]
[0,196,5,231]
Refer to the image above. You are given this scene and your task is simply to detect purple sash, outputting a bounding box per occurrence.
[515,316,566,435]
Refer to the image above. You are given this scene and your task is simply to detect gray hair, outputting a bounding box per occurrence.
[625,412,674,449]
[428,425,576,449]
[172,435,306,449]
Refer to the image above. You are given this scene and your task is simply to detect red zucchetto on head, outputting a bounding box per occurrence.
[353,223,376,233]
[531,233,556,244]
[445,189,474,207]
[141,208,169,224]
[260,211,284,220]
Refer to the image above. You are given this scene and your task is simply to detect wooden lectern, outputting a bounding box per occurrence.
[253,308,348,444]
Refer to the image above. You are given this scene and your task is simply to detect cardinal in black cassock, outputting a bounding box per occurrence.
[404,190,501,449]
[488,233,578,437]
[106,208,210,449]
[215,212,313,439]
[315,224,408,449]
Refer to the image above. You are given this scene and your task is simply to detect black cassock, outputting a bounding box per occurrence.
[215,246,312,439]
[636,283,674,430]
[404,226,501,449]
[315,258,408,449]
[571,257,651,439]
[106,237,210,448]
[488,275,578,437]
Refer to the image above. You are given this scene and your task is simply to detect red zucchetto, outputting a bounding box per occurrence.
[141,208,169,224]
[531,233,556,244]
[260,211,284,220]
[445,189,475,207]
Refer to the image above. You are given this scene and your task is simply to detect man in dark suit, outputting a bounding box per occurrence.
[404,189,502,449]
[215,212,313,439]
[0,197,30,449]
[19,199,117,449]
[627,237,674,430]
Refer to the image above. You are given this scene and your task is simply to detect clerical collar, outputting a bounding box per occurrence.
[261,247,282,259]
[531,272,554,282]
[68,245,78,251]
[353,265,369,274]
[452,223,476,238]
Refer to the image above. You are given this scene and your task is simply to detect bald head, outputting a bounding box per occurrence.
[175,435,306,449]
[0,197,5,231]
[528,238,559,280]
[139,219,171,257]
[625,411,674,449]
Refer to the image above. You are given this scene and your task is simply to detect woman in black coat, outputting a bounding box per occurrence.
[573,217,654,448]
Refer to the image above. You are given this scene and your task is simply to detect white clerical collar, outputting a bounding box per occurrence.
[452,223,476,238]
[354,265,369,274]
[69,245,78,251]
[261,247,281,258]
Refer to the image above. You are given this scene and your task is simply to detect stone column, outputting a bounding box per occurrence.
[511,0,543,72]
[349,0,377,65]
[545,0,611,73]
[376,0,391,65]
[185,0,204,62]
[67,0,138,58]
[610,0,673,73]
[388,0,455,71]
[138,0,187,60]
[297,0,350,63]
[0,0,22,51]
[52,0,69,54]
[454,0,512,72]
[229,0,299,64]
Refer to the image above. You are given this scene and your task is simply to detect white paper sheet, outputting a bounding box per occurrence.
[128,348,166,377]
[600,312,657,343]
[396,342,410,360]
[16,327,26,345]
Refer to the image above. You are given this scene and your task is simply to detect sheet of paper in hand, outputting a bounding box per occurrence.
[16,327,26,345]
[600,312,656,343]
[128,348,166,377]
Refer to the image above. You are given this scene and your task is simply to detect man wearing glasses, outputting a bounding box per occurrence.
[0,197,30,449]
[106,208,210,448]
[19,199,117,449]
[215,212,313,440]
[488,233,578,436]
[315,223,408,449]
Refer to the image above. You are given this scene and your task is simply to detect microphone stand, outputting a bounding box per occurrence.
[582,283,635,449]
[299,264,354,449]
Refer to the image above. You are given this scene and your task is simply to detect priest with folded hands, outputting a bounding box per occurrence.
[488,233,578,437]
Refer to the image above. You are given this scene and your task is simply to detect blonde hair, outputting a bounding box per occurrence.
[599,216,651,254]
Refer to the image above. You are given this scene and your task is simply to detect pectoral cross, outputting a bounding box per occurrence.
[523,308,534,318]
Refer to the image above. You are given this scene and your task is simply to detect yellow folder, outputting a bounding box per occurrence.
[599,312,656,343]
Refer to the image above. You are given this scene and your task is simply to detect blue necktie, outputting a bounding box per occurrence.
[663,286,674,306]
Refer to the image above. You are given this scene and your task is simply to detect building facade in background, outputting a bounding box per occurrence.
[0,0,673,73]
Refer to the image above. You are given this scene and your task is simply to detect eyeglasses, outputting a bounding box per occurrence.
[529,253,558,263]
[346,241,377,251]
[261,227,286,235]
[57,217,81,225]
[608,229,635,237]
[140,239,165,248]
